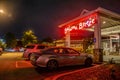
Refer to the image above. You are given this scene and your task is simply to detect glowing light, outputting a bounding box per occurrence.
[103,21,106,24]
[65,26,78,32]
[0,9,12,18]
[0,9,4,14]
[64,13,97,34]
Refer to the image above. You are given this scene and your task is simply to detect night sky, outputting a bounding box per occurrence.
[0,0,120,40]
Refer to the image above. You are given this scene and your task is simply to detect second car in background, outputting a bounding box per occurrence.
[23,44,49,60]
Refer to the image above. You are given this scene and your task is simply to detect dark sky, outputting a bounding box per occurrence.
[0,0,120,40]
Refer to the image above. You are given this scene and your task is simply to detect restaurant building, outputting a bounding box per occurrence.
[58,7,120,62]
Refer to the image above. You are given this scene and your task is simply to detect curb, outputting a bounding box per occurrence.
[44,64,101,80]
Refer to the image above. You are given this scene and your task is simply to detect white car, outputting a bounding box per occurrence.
[30,47,94,70]
[23,44,49,60]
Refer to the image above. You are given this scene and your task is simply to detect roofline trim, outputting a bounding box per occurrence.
[58,7,120,28]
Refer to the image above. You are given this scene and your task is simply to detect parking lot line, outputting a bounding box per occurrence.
[16,61,33,68]
[15,61,18,68]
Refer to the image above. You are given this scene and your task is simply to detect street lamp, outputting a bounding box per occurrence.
[0,9,4,14]
[0,9,12,18]
[0,9,12,26]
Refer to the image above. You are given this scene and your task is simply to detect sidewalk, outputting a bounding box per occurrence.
[103,55,120,63]
[45,63,120,80]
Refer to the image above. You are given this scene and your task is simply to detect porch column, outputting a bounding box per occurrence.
[65,31,70,47]
[94,13,103,62]
[110,36,113,52]
[118,33,120,55]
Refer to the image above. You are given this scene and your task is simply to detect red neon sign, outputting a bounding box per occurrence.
[64,13,97,34]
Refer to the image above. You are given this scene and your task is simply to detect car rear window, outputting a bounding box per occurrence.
[26,45,35,49]
[37,45,48,49]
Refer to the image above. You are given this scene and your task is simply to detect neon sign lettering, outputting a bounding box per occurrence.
[64,14,97,34]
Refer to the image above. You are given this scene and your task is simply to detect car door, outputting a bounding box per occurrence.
[59,48,77,66]
[66,48,85,65]
[56,48,71,66]
[65,48,80,65]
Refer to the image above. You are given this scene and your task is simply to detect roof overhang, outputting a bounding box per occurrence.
[59,7,120,36]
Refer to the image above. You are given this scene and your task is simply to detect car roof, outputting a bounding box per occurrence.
[45,46,74,50]
[26,44,48,46]
[42,46,80,53]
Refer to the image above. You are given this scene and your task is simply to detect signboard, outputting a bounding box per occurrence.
[94,38,96,43]
[64,13,97,34]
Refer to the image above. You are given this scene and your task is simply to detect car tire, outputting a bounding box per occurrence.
[47,60,58,71]
[85,58,93,67]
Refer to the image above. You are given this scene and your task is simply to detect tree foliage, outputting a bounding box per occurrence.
[40,37,54,46]
[4,32,17,48]
[22,30,38,46]
[83,37,93,52]
[41,37,53,43]
[0,40,6,49]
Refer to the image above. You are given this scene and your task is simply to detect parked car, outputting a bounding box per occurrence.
[0,47,3,55]
[30,47,94,70]
[4,48,16,52]
[23,44,49,60]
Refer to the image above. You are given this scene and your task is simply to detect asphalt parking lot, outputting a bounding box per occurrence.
[0,52,94,80]
[1,52,120,80]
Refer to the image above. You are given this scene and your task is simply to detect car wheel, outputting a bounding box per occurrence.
[85,58,93,67]
[47,60,58,70]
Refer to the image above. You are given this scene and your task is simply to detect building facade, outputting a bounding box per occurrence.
[59,7,120,62]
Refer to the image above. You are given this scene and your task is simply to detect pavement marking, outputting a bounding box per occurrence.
[21,61,32,65]
[16,61,33,68]
[16,61,18,68]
